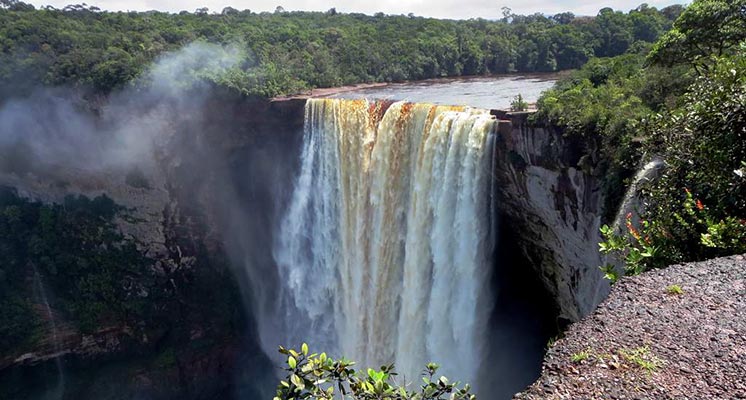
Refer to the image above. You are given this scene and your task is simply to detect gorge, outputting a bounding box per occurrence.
[0,77,610,399]
[3,2,744,398]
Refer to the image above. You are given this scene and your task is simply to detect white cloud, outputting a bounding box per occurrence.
[28,0,688,19]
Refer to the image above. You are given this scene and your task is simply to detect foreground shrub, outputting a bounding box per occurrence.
[273,344,476,400]
[600,186,746,282]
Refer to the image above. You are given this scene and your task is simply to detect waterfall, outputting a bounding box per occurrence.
[272,98,496,385]
[605,157,665,274]
[31,263,65,400]
[612,157,666,231]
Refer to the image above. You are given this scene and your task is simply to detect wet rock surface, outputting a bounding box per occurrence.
[492,114,609,322]
[514,254,746,400]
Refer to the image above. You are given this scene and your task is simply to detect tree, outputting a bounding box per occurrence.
[0,0,34,11]
[551,12,575,25]
[510,94,528,111]
[660,4,684,21]
[274,344,476,400]
[648,0,746,72]
[595,7,634,57]
[221,6,238,15]
[629,4,667,43]
[649,48,746,222]
[552,25,592,70]
[500,7,513,22]
[0,4,673,98]
[600,51,746,275]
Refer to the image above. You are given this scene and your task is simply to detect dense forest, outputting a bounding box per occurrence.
[1,0,682,98]
[1,0,745,397]
[536,0,746,279]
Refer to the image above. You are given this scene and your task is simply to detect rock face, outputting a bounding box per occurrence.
[0,166,173,372]
[0,92,305,399]
[515,253,746,399]
[491,111,609,322]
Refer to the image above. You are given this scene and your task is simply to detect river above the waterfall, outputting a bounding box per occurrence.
[324,73,561,110]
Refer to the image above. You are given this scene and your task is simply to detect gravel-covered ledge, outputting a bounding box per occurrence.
[514,254,746,400]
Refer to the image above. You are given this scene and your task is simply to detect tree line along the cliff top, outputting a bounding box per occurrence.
[0,0,681,98]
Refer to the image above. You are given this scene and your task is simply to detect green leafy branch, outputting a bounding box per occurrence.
[274,344,476,400]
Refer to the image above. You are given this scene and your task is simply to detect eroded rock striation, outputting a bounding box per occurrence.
[491,111,609,323]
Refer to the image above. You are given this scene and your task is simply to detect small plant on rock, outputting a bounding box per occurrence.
[571,349,592,363]
[510,94,529,111]
[666,284,683,295]
[546,335,561,349]
[619,346,662,373]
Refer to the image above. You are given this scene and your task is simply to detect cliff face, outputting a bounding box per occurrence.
[491,111,609,323]
[0,165,173,370]
[0,92,305,399]
[0,93,610,398]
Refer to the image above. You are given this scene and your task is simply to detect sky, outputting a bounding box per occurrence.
[27,0,689,19]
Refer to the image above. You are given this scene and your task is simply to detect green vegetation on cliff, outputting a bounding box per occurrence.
[0,1,680,98]
[0,187,244,354]
[535,0,746,277]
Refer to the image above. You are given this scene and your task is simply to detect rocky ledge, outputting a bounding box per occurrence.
[515,254,746,400]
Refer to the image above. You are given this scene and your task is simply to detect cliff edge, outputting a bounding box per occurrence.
[515,254,746,400]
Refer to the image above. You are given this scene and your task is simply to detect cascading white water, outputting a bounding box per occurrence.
[273,98,496,385]
[604,158,665,273]
[612,158,666,232]
[31,263,65,400]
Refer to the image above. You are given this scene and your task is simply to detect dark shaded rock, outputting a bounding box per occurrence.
[492,115,609,322]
